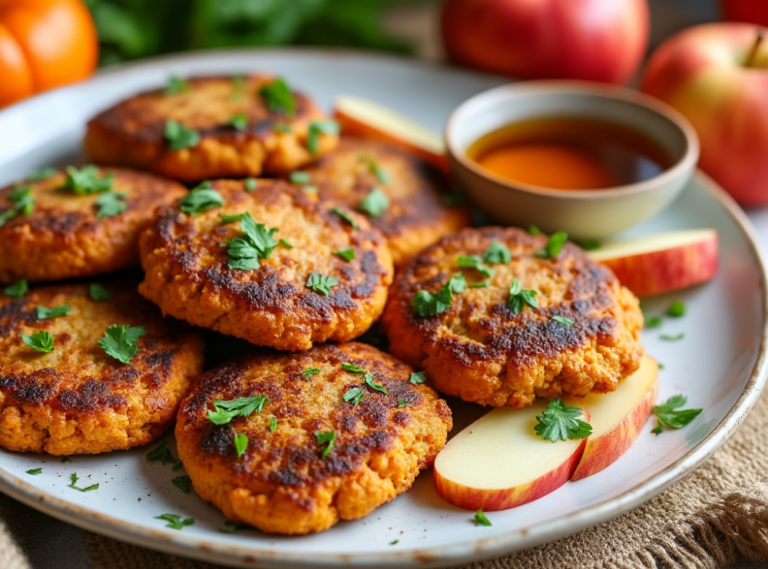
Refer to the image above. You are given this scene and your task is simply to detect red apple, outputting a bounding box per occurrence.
[721,0,768,27]
[588,229,718,297]
[434,399,589,511]
[441,0,650,85]
[571,355,658,481]
[641,23,768,205]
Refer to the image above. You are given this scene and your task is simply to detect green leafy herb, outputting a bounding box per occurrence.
[335,248,355,262]
[244,178,257,192]
[259,77,295,116]
[22,331,54,353]
[208,395,268,426]
[343,386,365,406]
[89,283,111,302]
[146,441,182,469]
[534,398,592,442]
[26,468,42,475]
[4,279,28,298]
[331,207,359,229]
[273,123,293,133]
[552,315,574,326]
[26,167,57,182]
[315,431,336,459]
[307,120,340,154]
[666,300,686,318]
[359,188,390,217]
[528,225,541,236]
[302,368,322,378]
[68,473,99,492]
[220,213,246,224]
[660,333,684,342]
[474,509,492,527]
[164,75,190,95]
[441,186,464,206]
[645,317,663,329]
[482,241,512,264]
[164,120,200,150]
[226,212,279,270]
[538,231,568,259]
[95,191,127,218]
[269,417,278,432]
[0,185,36,227]
[156,513,194,530]
[397,400,407,408]
[364,374,388,394]
[172,475,191,493]
[410,371,426,385]
[221,521,249,533]
[658,363,665,370]
[234,433,248,458]
[507,279,539,315]
[390,539,400,545]
[457,255,494,278]
[358,155,391,184]
[651,394,703,435]
[579,239,602,251]
[36,305,70,320]
[411,273,466,317]
[99,324,146,364]
[229,113,248,131]
[180,181,224,215]
[471,281,489,288]
[342,362,367,374]
[63,165,114,195]
[305,273,339,296]
[289,171,311,185]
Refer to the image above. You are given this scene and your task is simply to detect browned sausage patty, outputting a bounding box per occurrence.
[176,342,452,535]
[381,227,644,407]
[84,75,338,180]
[0,281,203,455]
[0,166,186,284]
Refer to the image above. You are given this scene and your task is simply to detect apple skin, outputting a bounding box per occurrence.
[641,23,768,205]
[441,0,649,85]
[721,0,768,26]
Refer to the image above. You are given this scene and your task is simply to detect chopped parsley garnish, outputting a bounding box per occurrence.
[474,509,492,526]
[411,273,466,317]
[471,281,489,288]
[507,279,538,314]
[441,186,464,206]
[26,167,57,182]
[552,315,574,326]
[4,279,28,298]
[95,191,127,218]
[89,283,111,302]
[390,539,400,545]
[269,417,278,432]
[364,374,388,394]
[342,362,367,374]
[0,185,35,226]
[172,475,191,493]
[180,181,224,215]
[660,333,684,342]
[99,324,146,364]
[538,231,568,259]
[331,207,359,229]
[457,255,494,278]
[315,431,336,458]
[579,239,601,251]
[289,171,311,185]
[68,473,99,492]
[359,188,390,217]
[645,317,663,329]
[156,513,194,530]
[164,120,200,150]
[302,368,322,378]
[482,241,512,264]
[359,155,391,184]
[221,521,249,533]
[335,248,355,262]
[534,398,592,442]
[397,400,407,408]
[22,331,53,353]
[658,363,665,370]
[279,238,293,249]
[244,178,257,192]
[229,113,248,131]
[666,300,686,318]
[226,212,279,270]
[305,273,338,296]
[343,386,365,406]
[26,468,42,475]
[146,441,182,469]
[164,75,190,95]
[307,120,340,154]
[528,225,541,235]
[273,123,293,133]
[36,305,70,319]
[259,77,295,116]
[234,433,248,458]
[220,213,246,224]
[63,165,113,195]
[651,394,703,435]
[208,395,268,426]
[410,371,426,384]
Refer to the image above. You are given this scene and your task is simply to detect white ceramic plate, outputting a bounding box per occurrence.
[0,50,766,569]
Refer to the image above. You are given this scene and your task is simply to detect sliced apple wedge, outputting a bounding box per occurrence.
[570,355,659,481]
[333,95,448,171]
[434,399,589,511]
[588,229,718,297]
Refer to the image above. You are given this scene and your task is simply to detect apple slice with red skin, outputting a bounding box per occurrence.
[333,96,449,172]
[433,398,589,511]
[588,229,718,297]
[570,355,659,481]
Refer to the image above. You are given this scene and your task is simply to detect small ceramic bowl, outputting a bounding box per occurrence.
[444,81,700,240]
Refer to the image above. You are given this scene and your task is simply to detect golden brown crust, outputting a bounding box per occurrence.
[84,75,338,180]
[139,179,393,351]
[175,342,452,535]
[0,282,204,455]
[0,167,187,284]
[302,138,470,266]
[381,227,644,408]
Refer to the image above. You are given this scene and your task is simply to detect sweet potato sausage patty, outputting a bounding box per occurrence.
[176,342,452,535]
[0,167,186,283]
[381,227,644,407]
[84,75,338,180]
[139,179,393,351]
[0,282,203,455]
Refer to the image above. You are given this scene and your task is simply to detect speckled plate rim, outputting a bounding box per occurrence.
[0,49,766,569]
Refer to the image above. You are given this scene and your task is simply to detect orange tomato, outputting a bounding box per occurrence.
[0,0,98,107]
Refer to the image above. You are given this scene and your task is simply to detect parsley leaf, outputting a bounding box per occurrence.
[397,400,407,408]
[63,166,113,195]
[260,77,295,116]
[578,239,602,251]
[307,120,340,154]
[342,362,367,374]
[22,331,53,353]
[411,273,466,317]
[482,241,512,264]
[220,213,247,224]
[660,333,684,342]
[507,279,539,314]
[172,475,191,493]
[36,305,70,319]
[99,324,146,364]
[279,238,293,249]
[26,167,57,182]
[315,431,336,459]
[221,521,249,533]
[229,113,248,131]
[359,155,391,184]
[289,171,311,184]
[335,248,355,262]
[359,188,390,218]
[207,395,268,425]
[273,123,293,133]
[4,279,28,298]
[180,181,224,215]
[269,417,278,432]
[89,283,112,302]
[146,441,182,469]
[68,473,99,492]
[156,513,194,530]
[227,212,279,270]
[645,317,663,329]
[164,75,190,95]
[164,120,200,150]
[538,231,568,259]
[1,185,35,226]
[471,281,489,288]
[410,372,426,384]
[306,273,339,296]
[457,255,494,278]
[666,300,686,318]
[234,433,248,458]
[534,398,592,442]
[343,386,365,406]
[26,468,42,475]
[302,368,321,378]
[244,178,257,192]
[95,191,127,218]
[331,207,359,229]
[528,225,541,235]
[474,509,492,526]
[364,374,388,394]
[552,315,574,326]
[651,395,703,435]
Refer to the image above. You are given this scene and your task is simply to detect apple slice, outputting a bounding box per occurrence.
[434,399,589,511]
[333,95,448,171]
[588,229,718,297]
[570,355,659,481]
